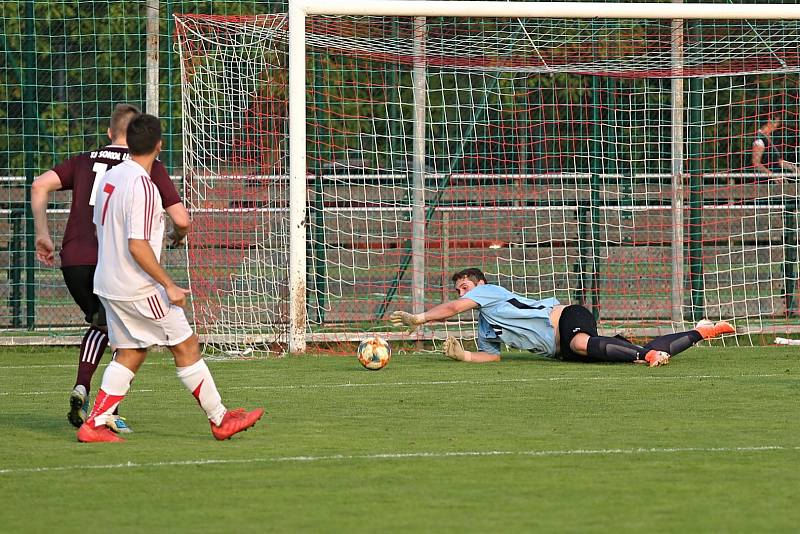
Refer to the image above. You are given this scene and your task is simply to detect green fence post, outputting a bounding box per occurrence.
[783,199,798,315]
[23,0,37,330]
[588,76,602,320]
[688,76,704,321]
[9,212,24,328]
[575,202,590,307]
[309,53,327,323]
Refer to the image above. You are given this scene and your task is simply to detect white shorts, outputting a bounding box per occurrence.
[99,288,194,348]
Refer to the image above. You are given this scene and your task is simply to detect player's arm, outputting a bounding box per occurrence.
[128,238,189,307]
[443,336,501,363]
[165,202,191,247]
[151,163,191,247]
[127,174,189,307]
[421,298,479,322]
[389,298,478,333]
[752,142,772,177]
[30,170,63,266]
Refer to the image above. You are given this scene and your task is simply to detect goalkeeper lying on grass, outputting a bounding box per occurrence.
[389,268,734,367]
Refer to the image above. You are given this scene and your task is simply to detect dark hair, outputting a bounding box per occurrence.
[451,268,487,287]
[126,114,162,156]
[109,103,141,140]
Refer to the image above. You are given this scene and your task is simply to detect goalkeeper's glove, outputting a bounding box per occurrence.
[389,311,424,334]
[442,336,467,361]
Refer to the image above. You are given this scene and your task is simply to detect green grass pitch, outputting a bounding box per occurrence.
[1,346,799,533]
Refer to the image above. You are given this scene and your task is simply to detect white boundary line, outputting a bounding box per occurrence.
[1,374,793,397]
[2,445,798,476]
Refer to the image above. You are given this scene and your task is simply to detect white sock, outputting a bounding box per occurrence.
[176,359,227,426]
[90,360,134,427]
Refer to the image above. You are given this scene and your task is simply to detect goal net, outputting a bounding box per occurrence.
[175,2,800,355]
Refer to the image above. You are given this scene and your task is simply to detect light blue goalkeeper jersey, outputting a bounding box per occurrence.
[461,284,560,357]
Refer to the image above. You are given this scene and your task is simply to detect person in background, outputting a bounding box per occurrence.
[752,111,800,180]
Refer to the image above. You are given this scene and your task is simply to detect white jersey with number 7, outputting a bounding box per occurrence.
[93,159,165,301]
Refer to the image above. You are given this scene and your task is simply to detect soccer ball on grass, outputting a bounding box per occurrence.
[357,336,391,370]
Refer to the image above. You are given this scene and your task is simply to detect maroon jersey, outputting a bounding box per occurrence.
[52,144,181,267]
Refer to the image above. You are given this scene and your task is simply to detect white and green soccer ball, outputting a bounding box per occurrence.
[357,335,391,370]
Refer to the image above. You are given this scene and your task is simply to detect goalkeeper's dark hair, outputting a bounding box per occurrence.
[452,268,487,287]
[127,114,162,156]
[109,103,141,141]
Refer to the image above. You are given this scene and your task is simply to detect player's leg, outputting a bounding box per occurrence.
[77,298,148,443]
[693,319,736,339]
[640,331,702,358]
[77,349,144,443]
[85,348,145,425]
[558,305,668,366]
[578,334,670,367]
[170,332,227,426]
[62,265,110,427]
[92,303,134,433]
[641,319,736,357]
[159,294,263,439]
[558,305,641,362]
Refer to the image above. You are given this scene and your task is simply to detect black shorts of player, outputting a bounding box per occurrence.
[558,305,598,361]
[61,265,106,328]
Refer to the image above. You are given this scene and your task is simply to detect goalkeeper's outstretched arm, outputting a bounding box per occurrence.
[389,298,500,363]
[389,298,478,334]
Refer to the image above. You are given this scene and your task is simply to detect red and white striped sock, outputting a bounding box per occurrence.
[86,360,135,428]
[176,359,226,426]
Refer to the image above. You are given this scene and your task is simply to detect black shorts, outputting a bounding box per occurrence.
[558,305,598,361]
[61,265,106,327]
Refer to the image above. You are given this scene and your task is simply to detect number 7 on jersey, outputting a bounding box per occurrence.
[100,183,115,225]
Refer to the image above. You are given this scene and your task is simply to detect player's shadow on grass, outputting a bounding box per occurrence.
[0,413,77,438]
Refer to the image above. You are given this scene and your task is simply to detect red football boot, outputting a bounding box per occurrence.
[211,408,264,440]
[77,422,126,443]
[695,320,735,340]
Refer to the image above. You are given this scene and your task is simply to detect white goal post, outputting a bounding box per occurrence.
[286,1,800,353]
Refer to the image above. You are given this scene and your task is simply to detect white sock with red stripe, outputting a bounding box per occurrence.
[176,359,227,426]
[87,360,135,428]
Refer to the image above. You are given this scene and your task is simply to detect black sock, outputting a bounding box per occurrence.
[586,336,646,363]
[642,331,703,357]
